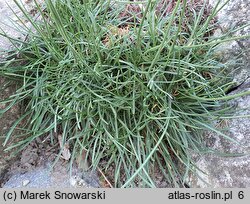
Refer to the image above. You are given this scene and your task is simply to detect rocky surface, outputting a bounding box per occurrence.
[189,81,250,187]
[2,137,100,188]
[211,0,250,85]
[189,0,250,187]
[4,164,100,188]
[0,0,22,51]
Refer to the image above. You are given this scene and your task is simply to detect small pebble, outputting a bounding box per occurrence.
[22,180,30,186]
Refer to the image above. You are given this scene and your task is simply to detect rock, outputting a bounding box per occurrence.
[4,165,100,188]
[210,0,250,85]
[189,82,250,187]
[189,0,250,187]
[22,179,30,186]
[2,133,100,188]
[0,0,44,52]
[0,0,23,51]
[4,168,60,188]
[69,176,90,188]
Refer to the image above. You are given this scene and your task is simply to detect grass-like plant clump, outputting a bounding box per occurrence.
[0,0,249,187]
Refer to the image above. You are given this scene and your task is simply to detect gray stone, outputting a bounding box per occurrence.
[189,81,250,187]
[211,0,250,85]
[3,165,100,188]
[189,0,250,188]
[0,0,24,51]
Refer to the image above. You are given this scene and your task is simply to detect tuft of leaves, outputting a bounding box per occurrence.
[0,0,249,187]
